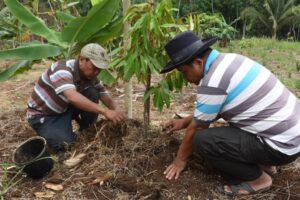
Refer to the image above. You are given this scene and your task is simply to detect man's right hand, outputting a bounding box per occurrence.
[104,110,126,124]
[162,119,186,134]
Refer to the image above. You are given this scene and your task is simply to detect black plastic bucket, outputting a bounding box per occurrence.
[12,136,54,179]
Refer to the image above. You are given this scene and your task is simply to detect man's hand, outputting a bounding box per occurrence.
[104,110,126,124]
[162,119,186,134]
[164,157,187,180]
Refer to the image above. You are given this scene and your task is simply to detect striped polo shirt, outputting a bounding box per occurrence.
[27,59,108,117]
[194,49,300,155]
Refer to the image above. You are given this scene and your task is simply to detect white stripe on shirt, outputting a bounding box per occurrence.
[243,93,296,132]
[208,54,237,87]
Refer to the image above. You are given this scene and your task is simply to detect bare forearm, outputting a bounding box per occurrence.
[109,102,117,110]
[182,115,193,128]
[64,89,106,115]
[177,127,196,161]
[100,95,117,110]
[176,120,202,161]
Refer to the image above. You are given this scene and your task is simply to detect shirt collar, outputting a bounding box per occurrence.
[204,49,220,76]
[73,60,81,83]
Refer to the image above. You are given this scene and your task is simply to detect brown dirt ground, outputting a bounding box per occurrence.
[0,63,300,200]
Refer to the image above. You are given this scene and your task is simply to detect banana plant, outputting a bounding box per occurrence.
[0,7,19,41]
[0,0,122,84]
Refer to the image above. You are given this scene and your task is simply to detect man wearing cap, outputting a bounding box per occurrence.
[161,31,300,195]
[27,43,126,151]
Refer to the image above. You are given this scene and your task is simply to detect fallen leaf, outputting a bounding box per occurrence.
[47,173,63,184]
[45,183,64,191]
[92,172,113,185]
[7,166,17,170]
[34,191,55,198]
[63,153,86,168]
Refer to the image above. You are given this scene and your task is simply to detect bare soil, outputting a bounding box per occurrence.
[0,63,300,200]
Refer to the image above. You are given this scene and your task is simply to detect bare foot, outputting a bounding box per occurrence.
[223,171,272,195]
[260,165,277,175]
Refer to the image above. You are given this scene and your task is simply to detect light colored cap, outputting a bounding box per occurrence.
[80,43,109,69]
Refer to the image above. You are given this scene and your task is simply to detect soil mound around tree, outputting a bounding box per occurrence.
[1,110,300,200]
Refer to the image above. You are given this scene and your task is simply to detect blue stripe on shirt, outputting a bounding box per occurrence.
[224,62,262,105]
[204,49,220,76]
[196,102,223,114]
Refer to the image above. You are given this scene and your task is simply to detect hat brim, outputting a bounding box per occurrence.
[90,59,108,69]
[160,36,219,74]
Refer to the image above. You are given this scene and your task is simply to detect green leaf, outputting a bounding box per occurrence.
[0,43,62,60]
[148,56,162,73]
[143,89,153,102]
[91,0,104,6]
[108,46,122,57]
[0,60,32,82]
[98,69,116,86]
[4,0,62,45]
[56,11,75,25]
[124,52,136,80]
[109,56,123,68]
[153,89,163,110]
[140,57,147,77]
[91,16,123,44]
[146,56,156,74]
[135,56,141,78]
[174,71,185,89]
[143,31,150,52]
[62,0,119,43]
[161,85,171,108]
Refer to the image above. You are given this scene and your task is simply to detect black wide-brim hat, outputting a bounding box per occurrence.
[160,31,219,74]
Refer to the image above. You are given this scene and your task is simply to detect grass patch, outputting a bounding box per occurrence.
[218,38,300,90]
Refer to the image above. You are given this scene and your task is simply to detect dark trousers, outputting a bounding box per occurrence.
[193,126,299,184]
[27,87,99,151]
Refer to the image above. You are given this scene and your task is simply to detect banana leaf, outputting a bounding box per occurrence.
[0,43,62,60]
[0,60,32,82]
[4,0,62,46]
[91,16,123,44]
[56,11,75,25]
[91,0,104,6]
[62,0,120,43]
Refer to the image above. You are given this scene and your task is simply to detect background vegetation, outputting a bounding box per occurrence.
[0,0,299,126]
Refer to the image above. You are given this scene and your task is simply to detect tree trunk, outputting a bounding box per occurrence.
[272,23,277,40]
[272,30,277,40]
[242,20,246,39]
[123,0,133,118]
[143,73,151,136]
[143,0,154,136]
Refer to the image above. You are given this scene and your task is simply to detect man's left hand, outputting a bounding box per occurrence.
[164,157,187,180]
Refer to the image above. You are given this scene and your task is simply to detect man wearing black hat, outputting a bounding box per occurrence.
[161,31,300,195]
